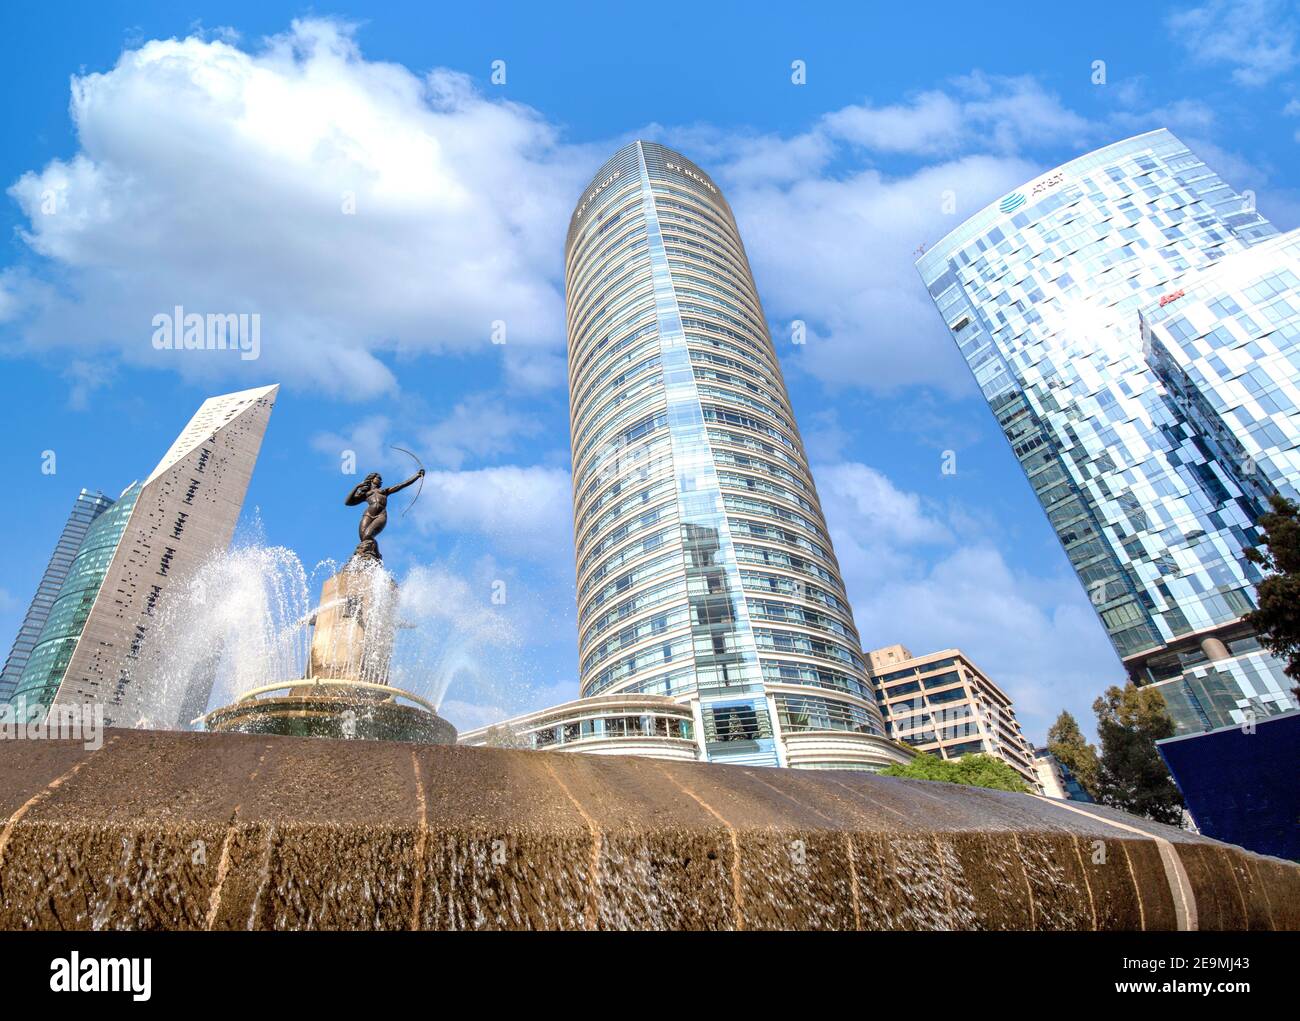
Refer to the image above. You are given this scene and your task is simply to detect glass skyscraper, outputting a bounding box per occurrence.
[8,484,141,715]
[1141,228,1300,729]
[916,128,1298,733]
[565,140,905,769]
[0,488,114,704]
[1143,228,1300,509]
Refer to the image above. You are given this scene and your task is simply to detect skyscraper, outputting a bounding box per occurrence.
[1139,228,1300,729]
[1142,228,1300,510]
[7,384,278,728]
[0,488,114,705]
[916,129,1297,732]
[565,140,906,769]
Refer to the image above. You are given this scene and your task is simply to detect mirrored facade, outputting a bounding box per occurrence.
[916,129,1299,733]
[0,488,114,705]
[6,486,137,714]
[1140,228,1300,728]
[566,141,903,768]
[1143,228,1300,507]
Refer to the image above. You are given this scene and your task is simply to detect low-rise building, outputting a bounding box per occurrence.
[458,688,914,771]
[866,644,1041,792]
[458,694,699,761]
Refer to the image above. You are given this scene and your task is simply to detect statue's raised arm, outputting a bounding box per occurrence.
[382,469,425,497]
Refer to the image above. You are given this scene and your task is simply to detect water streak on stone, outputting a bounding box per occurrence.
[1,730,1297,931]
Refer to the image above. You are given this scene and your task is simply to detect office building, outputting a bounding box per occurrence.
[7,385,278,728]
[0,488,114,704]
[866,644,1041,791]
[564,140,908,770]
[916,129,1297,734]
[1138,229,1300,728]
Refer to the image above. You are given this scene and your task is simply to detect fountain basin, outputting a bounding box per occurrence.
[0,727,1295,930]
[201,679,456,744]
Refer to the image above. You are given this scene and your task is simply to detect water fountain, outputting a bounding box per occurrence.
[3,452,1297,931]
[196,466,456,745]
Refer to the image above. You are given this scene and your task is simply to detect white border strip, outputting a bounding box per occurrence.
[1037,797,1198,931]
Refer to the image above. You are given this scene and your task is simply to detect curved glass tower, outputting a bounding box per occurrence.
[565,141,900,768]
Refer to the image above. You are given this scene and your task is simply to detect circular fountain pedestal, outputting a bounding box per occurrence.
[201,559,456,745]
[203,679,457,744]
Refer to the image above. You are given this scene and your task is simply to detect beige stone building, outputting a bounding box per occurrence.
[865,644,1041,791]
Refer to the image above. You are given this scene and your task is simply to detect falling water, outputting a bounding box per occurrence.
[139,541,501,729]
[141,543,316,728]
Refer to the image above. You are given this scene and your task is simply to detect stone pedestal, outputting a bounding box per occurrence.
[202,688,456,744]
[201,560,454,746]
[308,560,399,685]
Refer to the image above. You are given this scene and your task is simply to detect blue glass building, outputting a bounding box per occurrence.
[1158,710,1300,860]
[916,129,1297,734]
[7,484,141,718]
[0,488,114,705]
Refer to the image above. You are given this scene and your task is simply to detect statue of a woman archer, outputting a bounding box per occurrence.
[346,468,424,562]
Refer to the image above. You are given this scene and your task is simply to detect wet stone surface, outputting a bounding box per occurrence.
[0,728,1296,930]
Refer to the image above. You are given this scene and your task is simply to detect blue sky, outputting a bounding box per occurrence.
[1,1,1297,741]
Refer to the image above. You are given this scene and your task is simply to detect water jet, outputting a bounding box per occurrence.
[197,462,455,745]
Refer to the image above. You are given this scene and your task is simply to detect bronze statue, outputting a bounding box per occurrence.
[346,467,424,561]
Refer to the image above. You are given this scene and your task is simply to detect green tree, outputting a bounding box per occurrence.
[881,752,1029,794]
[1244,493,1300,699]
[1091,683,1183,825]
[1046,710,1100,799]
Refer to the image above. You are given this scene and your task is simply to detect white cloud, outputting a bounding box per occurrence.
[62,358,116,411]
[851,543,1122,742]
[823,90,964,156]
[417,392,542,469]
[5,19,589,398]
[1169,0,1300,87]
[722,153,1038,394]
[311,414,391,474]
[816,461,1122,742]
[312,409,570,560]
[415,464,573,557]
[824,74,1094,157]
[7,24,1294,402]
[815,462,951,548]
